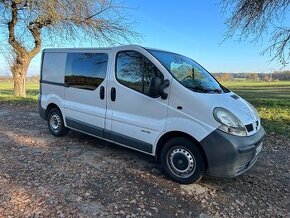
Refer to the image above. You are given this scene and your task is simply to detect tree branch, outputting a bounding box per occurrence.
[85,0,113,20]
[222,0,290,66]
[26,15,55,57]
[27,24,41,57]
[8,1,27,57]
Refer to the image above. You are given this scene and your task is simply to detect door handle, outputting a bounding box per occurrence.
[111,87,116,101]
[100,86,105,100]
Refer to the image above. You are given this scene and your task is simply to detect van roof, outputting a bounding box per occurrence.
[43,45,170,53]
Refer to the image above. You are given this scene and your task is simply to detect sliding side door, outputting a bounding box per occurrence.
[64,51,109,137]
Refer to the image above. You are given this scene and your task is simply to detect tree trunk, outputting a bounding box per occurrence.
[11,57,31,97]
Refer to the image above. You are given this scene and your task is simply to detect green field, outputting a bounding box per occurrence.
[221,81,290,138]
[0,81,39,103]
[0,80,289,138]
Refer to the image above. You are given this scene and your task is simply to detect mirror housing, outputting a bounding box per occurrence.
[149,77,162,98]
[149,78,170,99]
[159,79,170,99]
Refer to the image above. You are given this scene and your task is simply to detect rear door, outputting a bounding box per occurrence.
[64,50,109,137]
[107,48,169,154]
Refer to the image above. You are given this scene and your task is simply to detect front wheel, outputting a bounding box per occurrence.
[47,108,68,137]
[161,137,205,184]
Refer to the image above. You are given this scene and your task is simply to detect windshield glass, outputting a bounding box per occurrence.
[148,50,228,93]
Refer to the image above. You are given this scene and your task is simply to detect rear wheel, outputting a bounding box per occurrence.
[47,108,68,137]
[161,137,205,184]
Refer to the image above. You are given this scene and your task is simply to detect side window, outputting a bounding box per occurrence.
[116,51,164,96]
[65,53,108,90]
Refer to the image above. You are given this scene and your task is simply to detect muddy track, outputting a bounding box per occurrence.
[0,103,289,217]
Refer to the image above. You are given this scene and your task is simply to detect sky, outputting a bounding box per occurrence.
[0,0,289,76]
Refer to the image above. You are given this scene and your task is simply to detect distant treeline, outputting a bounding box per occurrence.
[213,70,290,82]
[0,75,39,83]
[1,71,290,83]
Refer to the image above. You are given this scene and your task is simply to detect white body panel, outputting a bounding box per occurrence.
[64,86,106,129]
[40,45,260,156]
[63,50,109,130]
[166,78,219,141]
[40,52,65,114]
[107,47,170,152]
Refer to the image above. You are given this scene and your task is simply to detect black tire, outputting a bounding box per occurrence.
[161,137,205,184]
[47,108,68,137]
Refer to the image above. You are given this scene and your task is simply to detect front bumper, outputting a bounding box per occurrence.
[200,126,265,178]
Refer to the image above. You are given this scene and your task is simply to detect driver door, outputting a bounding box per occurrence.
[107,50,169,154]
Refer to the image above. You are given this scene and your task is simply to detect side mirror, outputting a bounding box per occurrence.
[159,79,170,100]
[149,77,162,98]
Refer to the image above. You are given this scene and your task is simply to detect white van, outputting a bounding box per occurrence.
[39,45,265,184]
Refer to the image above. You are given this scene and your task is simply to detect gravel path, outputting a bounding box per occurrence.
[0,103,289,217]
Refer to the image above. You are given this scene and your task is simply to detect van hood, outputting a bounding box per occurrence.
[204,92,259,125]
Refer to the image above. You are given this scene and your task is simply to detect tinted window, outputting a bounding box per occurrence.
[65,53,108,90]
[116,51,164,96]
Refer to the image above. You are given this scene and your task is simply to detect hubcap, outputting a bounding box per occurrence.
[50,114,61,131]
[167,147,196,178]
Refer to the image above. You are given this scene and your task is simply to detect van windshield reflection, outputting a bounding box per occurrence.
[148,50,228,93]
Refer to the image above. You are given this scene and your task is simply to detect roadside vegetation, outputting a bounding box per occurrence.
[221,81,290,138]
[0,79,289,138]
[0,80,39,104]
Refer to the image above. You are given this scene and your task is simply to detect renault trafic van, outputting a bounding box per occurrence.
[39,45,265,184]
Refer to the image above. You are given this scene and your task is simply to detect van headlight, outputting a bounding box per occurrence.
[213,107,247,136]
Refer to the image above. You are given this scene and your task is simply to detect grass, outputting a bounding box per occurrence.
[0,81,39,104]
[221,81,290,138]
[1,80,289,138]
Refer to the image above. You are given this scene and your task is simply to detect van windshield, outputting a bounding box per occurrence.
[148,50,228,93]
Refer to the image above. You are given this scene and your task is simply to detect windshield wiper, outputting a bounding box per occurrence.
[206,88,222,93]
[188,87,222,93]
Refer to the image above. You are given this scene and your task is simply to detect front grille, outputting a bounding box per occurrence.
[246,120,260,133]
[246,124,254,132]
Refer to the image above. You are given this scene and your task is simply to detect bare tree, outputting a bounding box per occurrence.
[0,0,139,97]
[222,0,290,66]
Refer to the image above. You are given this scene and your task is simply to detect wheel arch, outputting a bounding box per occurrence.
[45,103,61,120]
[155,131,208,170]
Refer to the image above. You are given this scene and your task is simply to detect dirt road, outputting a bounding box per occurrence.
[0,103,289,217]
